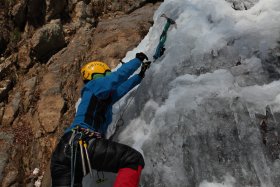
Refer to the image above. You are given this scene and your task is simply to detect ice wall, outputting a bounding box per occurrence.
[115,0,280,186]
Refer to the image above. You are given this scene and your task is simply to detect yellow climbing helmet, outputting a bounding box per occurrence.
[81,61,111,81]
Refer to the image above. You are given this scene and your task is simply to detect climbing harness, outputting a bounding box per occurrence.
[64,126,103,187]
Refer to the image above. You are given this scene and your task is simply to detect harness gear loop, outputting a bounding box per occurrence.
[69,130,82,187]
[83,142,93,177]
[67,126,103,187]
[79,140,87,176]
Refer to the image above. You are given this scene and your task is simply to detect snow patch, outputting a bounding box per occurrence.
[199,175,236,187]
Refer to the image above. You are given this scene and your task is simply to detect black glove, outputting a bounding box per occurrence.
[136,52,148,62]
[139,61,151,78]
[160,47,166,57]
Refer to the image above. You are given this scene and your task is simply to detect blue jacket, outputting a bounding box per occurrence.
[68,58,142,136]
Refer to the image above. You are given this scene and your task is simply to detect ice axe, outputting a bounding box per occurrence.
[153,14,177,60]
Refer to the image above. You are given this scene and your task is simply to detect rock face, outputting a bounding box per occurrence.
[0,0,161,186]
[86,3,157,66]
[30,20,66,63]
[0,2,8,52]
[0,35,8,55]
[11,0,27,30]
[0,132,14,183]
[0,80,13,103]
[38,95,65,133]
[45,0,67,21]
[38,72,65,133]
[1,92,21,127]
[26,0,46,27]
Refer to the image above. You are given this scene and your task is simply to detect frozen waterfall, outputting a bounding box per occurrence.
[112,0,280,186]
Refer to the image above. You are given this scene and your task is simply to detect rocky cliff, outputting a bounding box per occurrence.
[0,0,161,186]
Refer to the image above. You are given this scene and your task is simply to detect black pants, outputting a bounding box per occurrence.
[51,132,145,187]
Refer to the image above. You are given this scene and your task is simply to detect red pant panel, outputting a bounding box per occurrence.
[114,166,143,187]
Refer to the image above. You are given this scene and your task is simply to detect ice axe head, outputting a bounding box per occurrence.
[160,14,176,25]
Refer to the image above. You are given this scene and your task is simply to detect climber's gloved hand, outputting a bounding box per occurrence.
[139,61,151,78]
[136,52,149,62]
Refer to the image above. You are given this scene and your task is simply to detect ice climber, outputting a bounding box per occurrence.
[50,52,151,187]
